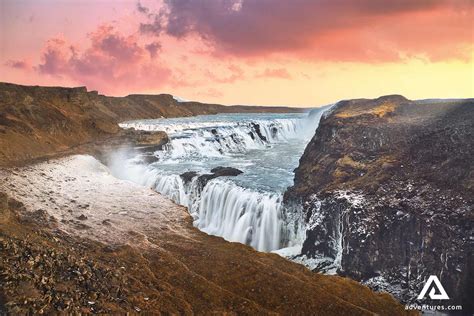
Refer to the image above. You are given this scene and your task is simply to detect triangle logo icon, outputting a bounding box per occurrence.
[417,275,449,300]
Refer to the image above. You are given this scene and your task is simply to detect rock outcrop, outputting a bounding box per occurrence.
[180,166,244,190]
[197,167,243,188]
[121,129,169,149]
[210,166,244,177]
[285,95,473,311]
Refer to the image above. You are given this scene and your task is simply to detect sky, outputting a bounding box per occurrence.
[1,0,473,107]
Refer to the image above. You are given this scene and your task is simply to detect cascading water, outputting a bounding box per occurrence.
[191,180,283,251]
[121,117,304,160]
[112,110,329,253]
[154,174,189,206]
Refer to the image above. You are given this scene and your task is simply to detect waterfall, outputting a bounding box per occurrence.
[108,158,295,252]
[154,174,189,206]
[121,117,305,160]
[112,110,332,254]
[146,173,286,252]
[192,180,284,252]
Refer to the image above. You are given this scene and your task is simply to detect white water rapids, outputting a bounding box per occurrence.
[111,110,327,252]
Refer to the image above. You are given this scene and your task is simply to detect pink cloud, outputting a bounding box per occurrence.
[145,41,162,58]
[4,59,31,70]
[204,64,245,83]
[256,68,291,79]
[139,0,473,62]
[136,1,149,14]
[36,25,171,94]
[38,38,72,75]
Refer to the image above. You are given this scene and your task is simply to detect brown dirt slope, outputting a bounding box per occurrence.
[0,190,409,315]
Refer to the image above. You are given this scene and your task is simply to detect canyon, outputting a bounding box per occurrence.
[1,82,472,314]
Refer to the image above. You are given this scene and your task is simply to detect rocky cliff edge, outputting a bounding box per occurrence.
[285,95,473,311]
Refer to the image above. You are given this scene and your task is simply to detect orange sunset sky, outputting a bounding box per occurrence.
[1,0,473,107]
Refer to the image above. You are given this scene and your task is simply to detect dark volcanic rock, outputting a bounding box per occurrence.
[197,174,217,189]
[185,167,244,190]
[284,95,474,311]
[180,171,199,184]
[251,123,267,142]
[210,167,243,177]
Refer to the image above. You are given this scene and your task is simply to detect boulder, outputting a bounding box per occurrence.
[182,167,244,189]
[123,129,169,149]
[210,167,243,177]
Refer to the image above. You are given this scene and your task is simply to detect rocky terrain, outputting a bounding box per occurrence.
[0,156,408,315]
[0,82,305,167]
[285,95,473,311]
[0,82,409,314]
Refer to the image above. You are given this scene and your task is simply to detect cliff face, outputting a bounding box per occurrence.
[0,82,305,166]
[285,95,473,310]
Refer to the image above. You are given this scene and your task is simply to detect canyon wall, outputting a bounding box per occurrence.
[285,95,473,311]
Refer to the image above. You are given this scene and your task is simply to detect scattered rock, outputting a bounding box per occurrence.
[73,222,90,230]
[140,154,159,164]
